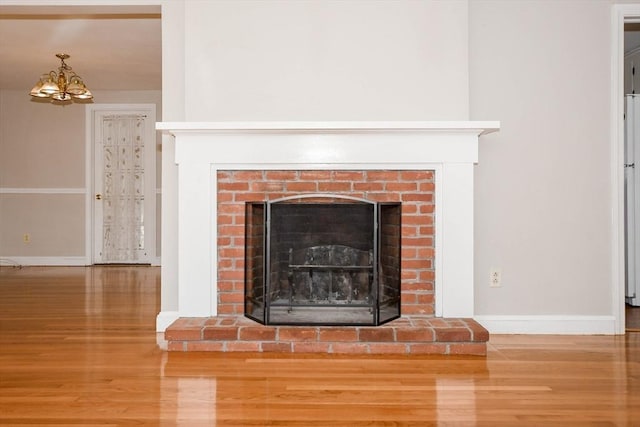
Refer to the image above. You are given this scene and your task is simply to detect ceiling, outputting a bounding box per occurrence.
[0,5,161,92]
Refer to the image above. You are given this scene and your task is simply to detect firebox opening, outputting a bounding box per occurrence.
[245,195,401,326]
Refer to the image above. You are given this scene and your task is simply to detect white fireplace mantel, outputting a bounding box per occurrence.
[157,121,499,329]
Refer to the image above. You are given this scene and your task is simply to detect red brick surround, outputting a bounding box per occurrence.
[165,169,489,355]
[217,169,435,317]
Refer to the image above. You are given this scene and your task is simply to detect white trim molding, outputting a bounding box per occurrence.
[157,121,499,327]
[156,310,180,332]
[0,188,85,194]
[611,4,640,335]
[475,315,618,335]
[0,257,87,267]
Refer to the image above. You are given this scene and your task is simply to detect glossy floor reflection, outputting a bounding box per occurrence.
[1,266,638,426]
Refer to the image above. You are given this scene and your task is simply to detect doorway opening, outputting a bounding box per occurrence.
[0,4,162,267]
[615,5,640,333]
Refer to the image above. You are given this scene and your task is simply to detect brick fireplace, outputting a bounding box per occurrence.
[224,170,432,320]
[157,121,499,355]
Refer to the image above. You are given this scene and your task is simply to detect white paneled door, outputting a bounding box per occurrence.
[90,105,156,264]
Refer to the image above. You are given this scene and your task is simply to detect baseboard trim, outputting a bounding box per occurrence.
[0,256,87,267]
[0,257,161,267]
[0,187,85,194]
[474,315,619,335]
[156,311,180,332]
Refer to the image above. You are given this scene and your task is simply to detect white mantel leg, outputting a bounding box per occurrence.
[439,163,475,317]
[177,159,215,317]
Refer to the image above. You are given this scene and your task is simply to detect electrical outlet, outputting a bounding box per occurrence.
[490,268,501,288]
[23,233,30,243]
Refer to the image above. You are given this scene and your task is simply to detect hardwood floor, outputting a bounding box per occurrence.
[1,266,639,426]
[627,304,640,331]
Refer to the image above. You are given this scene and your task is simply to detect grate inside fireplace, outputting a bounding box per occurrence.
[245,195,401,326]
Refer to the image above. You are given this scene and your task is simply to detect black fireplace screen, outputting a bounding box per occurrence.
[245,195,401,326]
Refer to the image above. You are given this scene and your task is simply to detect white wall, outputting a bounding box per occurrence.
[158,0,184,327]
[11,0,616,333]
[470,0,613,332]
[155,0,471,329]
[156,0,622,333]
[182,0,469,121]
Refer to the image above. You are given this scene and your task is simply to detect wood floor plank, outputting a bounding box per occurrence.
[1,266,639,426]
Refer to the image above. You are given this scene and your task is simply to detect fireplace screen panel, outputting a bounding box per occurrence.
[245,196,401,326]
[378,203,402,324]
[244,202,266,322]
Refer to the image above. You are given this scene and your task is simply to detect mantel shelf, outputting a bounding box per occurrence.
[156,121,500,136]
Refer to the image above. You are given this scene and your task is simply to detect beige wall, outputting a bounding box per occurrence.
[0,89,162,263]
[0,93,85,187]
[0,194,85,256]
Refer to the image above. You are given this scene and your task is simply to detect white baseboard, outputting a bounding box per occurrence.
[474,315,619,335]
[0,257,161,267]
[0,256,87,267]
[156,311,180,332]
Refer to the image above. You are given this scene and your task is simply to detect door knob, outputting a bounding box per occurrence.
[95,194,102,200]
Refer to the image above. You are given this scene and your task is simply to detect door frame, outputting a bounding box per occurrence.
[611,4,640,334]
[85,104,158,265]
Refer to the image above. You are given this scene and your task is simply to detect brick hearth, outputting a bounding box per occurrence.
[165,316,489,355]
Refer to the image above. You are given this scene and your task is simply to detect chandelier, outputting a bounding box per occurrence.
[29,53,93,102]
